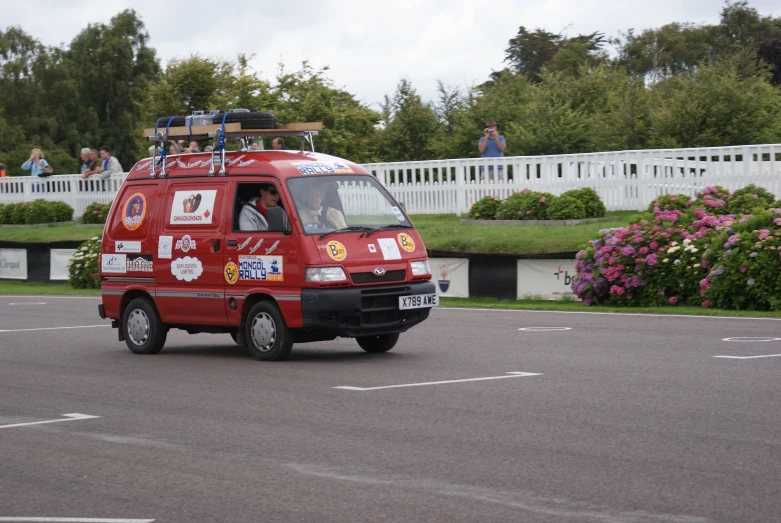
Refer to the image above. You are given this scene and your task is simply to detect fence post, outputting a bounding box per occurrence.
[456,161,467,215]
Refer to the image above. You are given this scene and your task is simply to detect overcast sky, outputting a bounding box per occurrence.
[3,0,780,109]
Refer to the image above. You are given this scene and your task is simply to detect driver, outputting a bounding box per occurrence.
[297,184,347,230]
[238,183,289,231]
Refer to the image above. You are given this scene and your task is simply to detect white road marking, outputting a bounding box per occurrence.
[438,307,781,321]
[8,302,47,305]
[0,519,154,522]
[0,413,99,430]
[721,336,781,342]
[713,354,781,359]
[334,372,542,391]
[518,327,571,331]
[0,325,109,333]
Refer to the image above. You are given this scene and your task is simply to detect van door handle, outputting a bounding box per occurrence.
[213,239,220,252]
[227,240,237,247]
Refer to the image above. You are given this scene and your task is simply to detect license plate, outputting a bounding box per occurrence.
[399,293,439,310]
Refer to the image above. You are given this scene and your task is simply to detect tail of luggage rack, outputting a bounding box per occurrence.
[142,110,324,178]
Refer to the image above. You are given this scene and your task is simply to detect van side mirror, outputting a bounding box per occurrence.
[267,206,291,235]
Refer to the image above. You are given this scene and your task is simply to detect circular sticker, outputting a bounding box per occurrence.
[397,233,415,252]
[123,193,147,231]
[326,241,347,261]
[224,261,238,284]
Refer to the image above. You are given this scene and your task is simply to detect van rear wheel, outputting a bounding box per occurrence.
[122,297,167,354]
[356,333,399,353]
[245,301,292,361]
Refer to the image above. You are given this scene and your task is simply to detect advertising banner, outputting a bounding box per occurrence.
[430,258,469,298]
[50,248,77,280]
[0,248,28,280]
[517,259,579,300]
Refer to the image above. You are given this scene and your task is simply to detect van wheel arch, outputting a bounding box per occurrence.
[120,290,158,319]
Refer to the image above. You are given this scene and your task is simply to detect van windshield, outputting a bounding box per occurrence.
[288,175,411,235]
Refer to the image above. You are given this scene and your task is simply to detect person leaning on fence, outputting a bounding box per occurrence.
[95,146,123,179]
[81,149,100,179]
[78,148,91,174]
[477,119,506,181]
[21,148,50,192]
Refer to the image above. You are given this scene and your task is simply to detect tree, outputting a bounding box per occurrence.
[505,26,605,81]
[756,37,781,86]
[375,79,441,162]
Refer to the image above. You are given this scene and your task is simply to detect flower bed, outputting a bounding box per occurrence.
[572,184,781,310]
[68,236,101,289]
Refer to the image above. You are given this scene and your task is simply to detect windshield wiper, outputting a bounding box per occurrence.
[319,226,375,240]
[365,224,413,237]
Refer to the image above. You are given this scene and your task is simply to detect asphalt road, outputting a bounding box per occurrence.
[1,296,780,523]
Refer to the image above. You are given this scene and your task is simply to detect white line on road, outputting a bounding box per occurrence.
[438,307,781,321]
[8,302,47,305]
[334,372,542,391]
[721,336,781,342]
[0,519,154,522]
[0,413,99,430]
[713,354,781,359]
[0,325,109,333]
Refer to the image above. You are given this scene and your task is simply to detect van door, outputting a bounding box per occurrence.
[155,180,229,325]
[223,180,301,328]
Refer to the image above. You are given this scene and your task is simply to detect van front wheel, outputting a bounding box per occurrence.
[122,297,167,354]
[245,301,293,361]
[356,333,399,353]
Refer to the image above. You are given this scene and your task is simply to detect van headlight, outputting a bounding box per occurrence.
[306,267,347,282]
[410,260,431,276]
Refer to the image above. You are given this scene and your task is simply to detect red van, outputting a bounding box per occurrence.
[98,147,437,360]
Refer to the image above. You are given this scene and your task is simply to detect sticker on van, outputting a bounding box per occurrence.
[397,233,415,253]
[238,255,284,281]
[175,235,197,252]
[158,235,173,259]
[224,261,239,284]
[326,241,347,261]
[170,190,217,224]
[123,193,147,231]
[292,161,354,175]
[102,253,127,273]
[127,255,153,272]
[115,241,141,253]
[171,256,203,282]
[377,238,401,260]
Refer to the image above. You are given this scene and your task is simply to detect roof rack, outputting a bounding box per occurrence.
[143,121,323,178]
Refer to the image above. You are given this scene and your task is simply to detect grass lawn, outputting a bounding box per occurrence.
[0,283,777,319]
[0,212,643,254]
[0,222,104,242]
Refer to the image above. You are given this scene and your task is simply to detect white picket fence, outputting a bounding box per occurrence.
[1,144,780,217]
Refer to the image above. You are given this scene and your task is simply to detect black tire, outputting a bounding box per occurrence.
[158,116,186,127]
[212,111,277,129]
[244,301,293,361]
[122,297,167,355]
[356,333,399,353]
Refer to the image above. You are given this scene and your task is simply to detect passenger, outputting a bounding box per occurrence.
[297,184,347,229]
[238,183,289,231]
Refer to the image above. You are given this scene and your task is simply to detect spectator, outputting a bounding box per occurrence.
[0,163,6,177]
[296,183,347,229]
[81,149,100,179]
[204,145,213,153]
[96,146,123,178]
[42,164,54,176]
[272,137,289,150]
[21,148,49,178]
[238,183,289,231]
[250,142,261,151]
[477,119,506,181]
[187,141,200,153]
[78,148,91,174]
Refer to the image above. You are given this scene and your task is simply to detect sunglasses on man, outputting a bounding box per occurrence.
[264,187,278,196]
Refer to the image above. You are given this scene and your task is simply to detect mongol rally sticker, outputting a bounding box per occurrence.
[123,193,146,231]
[238,255,283,281]
[397,233,415,252]
[326,240,347,261]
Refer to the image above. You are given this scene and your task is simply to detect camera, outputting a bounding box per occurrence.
[485,128,495,134]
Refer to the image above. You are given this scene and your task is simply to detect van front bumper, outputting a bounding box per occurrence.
[301,281,436,337]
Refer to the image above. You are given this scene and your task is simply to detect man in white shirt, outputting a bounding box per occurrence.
[95,146,123,179]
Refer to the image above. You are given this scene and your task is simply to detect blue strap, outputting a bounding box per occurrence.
[155,116,176,166]
[214,112,229,153]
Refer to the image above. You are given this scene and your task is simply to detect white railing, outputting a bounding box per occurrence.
[363,144,781,213]
[0,174,126,219]
[1,144,780,216]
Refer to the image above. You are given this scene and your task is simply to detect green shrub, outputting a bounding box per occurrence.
[81,202,112,224]
[647,193,690,213]
[48,201,75,222]
[727,184,776,215]
[546,195,586,220]
[467,196,501,219]
[495,189,555,220]
[560,187,606,218]
[68,236,101,289]
[23,199,54,224]
[9,203,27,224]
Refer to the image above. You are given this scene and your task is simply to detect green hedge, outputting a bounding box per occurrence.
[0,199,74,225]
[81,202,112,224]
[467,187,605,221]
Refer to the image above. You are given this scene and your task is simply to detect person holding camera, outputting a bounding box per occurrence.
[477,119,506,181]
